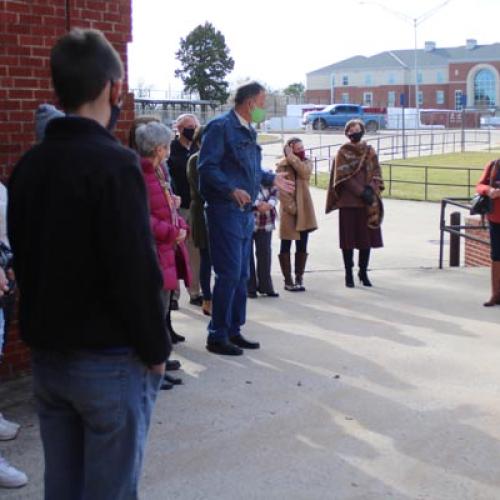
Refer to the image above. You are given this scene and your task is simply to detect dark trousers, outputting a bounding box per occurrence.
[206,204,253,342]
[248,230,275,294]
[199,246,212,300]
[280,231,309,254]
[489,221,500,261]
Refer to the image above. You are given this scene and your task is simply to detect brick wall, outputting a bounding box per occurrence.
[0,0,134,380]
[464,216,491,267]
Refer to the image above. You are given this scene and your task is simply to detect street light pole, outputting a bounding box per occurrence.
[414,18,419,123]
[359,1,451,129]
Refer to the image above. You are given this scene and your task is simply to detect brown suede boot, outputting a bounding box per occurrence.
[278,253,298,291]
[294,252,308,292]
[484,261,500,306]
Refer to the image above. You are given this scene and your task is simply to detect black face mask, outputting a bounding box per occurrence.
[348,131,363,143]
[107,104,121,131]
[182,128,195,141]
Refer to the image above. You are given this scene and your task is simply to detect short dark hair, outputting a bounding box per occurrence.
[234,81,265,105]
[50,29,123,111]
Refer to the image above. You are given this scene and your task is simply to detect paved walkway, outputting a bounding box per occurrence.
[2,191,499,499]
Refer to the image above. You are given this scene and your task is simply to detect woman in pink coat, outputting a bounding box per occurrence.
[135,121,192,389]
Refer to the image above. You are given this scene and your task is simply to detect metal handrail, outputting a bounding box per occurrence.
[439,197,489,269]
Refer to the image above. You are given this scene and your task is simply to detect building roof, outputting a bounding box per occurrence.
[307,42,500,75]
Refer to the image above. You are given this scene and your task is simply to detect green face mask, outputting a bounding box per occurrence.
[250,106,266,124]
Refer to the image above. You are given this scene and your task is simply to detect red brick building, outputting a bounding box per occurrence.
[306,40,500,110]
[0,0,135,379]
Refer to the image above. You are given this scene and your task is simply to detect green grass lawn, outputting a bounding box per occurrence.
[312,150,500,201]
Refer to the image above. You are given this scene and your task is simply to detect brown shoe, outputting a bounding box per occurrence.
[202,299,212,316]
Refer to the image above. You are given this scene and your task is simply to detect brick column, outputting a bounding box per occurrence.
[464,216,491,267]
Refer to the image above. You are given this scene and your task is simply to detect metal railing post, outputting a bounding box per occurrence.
[439,200,446,269]
[389,163,393,196]
[450,211,461,267]
[424,166,429,201]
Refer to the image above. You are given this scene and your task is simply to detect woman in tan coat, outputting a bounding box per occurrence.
[276,137,317,291]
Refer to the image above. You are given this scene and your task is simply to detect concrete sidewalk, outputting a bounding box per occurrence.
[2,192,499,500]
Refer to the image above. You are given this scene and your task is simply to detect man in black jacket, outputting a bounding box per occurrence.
[168,113,202,307]
[8,29,169,500]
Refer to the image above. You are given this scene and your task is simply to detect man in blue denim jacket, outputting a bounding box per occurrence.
[199,81,294,355]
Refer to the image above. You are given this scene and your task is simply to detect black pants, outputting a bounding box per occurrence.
[248,230,275,294]
[489,221,500,261]
[280,231,309,254]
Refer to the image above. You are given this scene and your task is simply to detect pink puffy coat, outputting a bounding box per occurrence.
[140,158,192,290]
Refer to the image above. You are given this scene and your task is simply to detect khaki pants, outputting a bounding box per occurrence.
[178,208,201,298]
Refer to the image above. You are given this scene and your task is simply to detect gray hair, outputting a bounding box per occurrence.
[135,122,172,157]
[176,113,199,128]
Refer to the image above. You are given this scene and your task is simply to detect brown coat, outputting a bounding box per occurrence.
[276,155,318,240]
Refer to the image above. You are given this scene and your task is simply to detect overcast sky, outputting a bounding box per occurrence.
[128,0,500,93]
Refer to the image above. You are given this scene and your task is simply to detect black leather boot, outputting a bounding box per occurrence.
[342,249,354,288]
[358,249,372,287]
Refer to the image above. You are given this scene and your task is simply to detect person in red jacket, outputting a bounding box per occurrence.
[135,121,192,387]
[476,159,500,306]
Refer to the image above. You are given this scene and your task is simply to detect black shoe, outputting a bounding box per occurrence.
[345,270,354,288]
[247,291,258,298]
[171,331,186,344]
[166,359,181,371]
[206,340,244,356]
[160,381,174,390]
[358,271,372,287]
[164,373,183,385]
[170,299,179,311]
[229,335,260,350]
[261,291,279,297]
[189,295,203,306]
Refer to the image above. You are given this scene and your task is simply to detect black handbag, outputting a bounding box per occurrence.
[470,194,492,215]
[470,160,498,215]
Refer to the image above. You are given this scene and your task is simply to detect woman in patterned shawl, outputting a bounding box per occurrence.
[326,119,384,288]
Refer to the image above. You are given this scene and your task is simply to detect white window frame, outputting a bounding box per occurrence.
[418,91,424,106]
[341,92,350,104]
[387,91,396,107]
[455,90,464,110]
[436,90,445,105]
[342,75,349,86]
[363,92,373,106]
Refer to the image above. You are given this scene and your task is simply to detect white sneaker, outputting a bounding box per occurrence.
[0,414,20,435]
[0,456,28,488]
[0,415,19,441]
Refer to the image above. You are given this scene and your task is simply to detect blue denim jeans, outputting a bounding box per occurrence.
[32,349,162,500]
[206,204,253,342]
